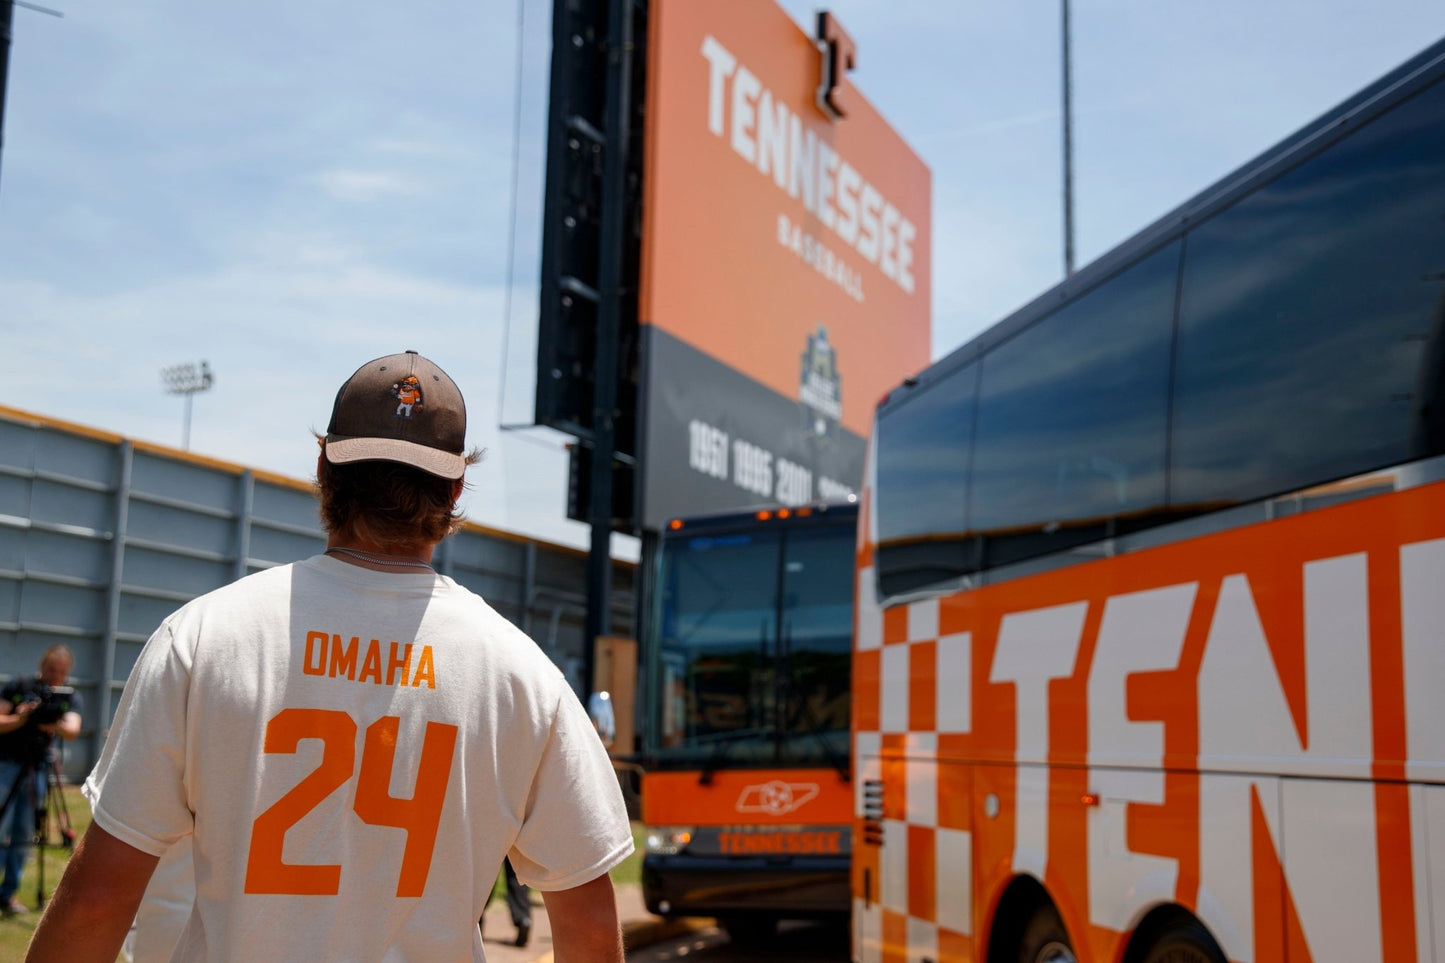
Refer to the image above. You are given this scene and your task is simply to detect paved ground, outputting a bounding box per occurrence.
[478,882,709,962]
[627,918,851,962]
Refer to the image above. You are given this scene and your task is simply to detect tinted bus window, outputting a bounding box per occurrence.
[778,526,853,762]
[875,364,978,597]
[656,531,780,760]
[1172,77,1445,509]
[970,242,1179,568]
[649,516,856,768]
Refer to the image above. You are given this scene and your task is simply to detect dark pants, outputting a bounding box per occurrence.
[0,759,42,903]
[485,858,531,928]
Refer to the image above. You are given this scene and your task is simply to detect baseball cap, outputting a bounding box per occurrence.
[323,351,468,479]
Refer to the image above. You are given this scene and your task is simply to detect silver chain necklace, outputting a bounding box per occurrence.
[325,546,435,571]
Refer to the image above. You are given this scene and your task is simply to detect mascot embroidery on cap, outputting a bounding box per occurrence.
[392,375,424,418]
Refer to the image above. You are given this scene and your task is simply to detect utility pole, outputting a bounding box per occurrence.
[1,0,15,193]
[1061,0,1076,277]
[0,0,63,199]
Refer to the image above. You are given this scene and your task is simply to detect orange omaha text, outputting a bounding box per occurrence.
[302,632,437,689]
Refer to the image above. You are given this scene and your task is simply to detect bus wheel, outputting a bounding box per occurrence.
[1018,905,1076,963]
[1139,922,1226,963]
[720,914,777,948]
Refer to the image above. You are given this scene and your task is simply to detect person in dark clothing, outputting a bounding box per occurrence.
[0,645,83,916]
[480,858,533,947]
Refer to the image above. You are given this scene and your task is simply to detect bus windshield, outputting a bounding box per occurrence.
[647,515,853,770]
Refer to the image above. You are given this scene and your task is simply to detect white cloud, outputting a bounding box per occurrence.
[369,138,470,159]
[314,169,424,203]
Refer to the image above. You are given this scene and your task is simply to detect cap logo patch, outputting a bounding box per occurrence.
[392,375,424,419]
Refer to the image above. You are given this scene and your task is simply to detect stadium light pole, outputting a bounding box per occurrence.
[160,361,214,451]
[1061,0,1076,277]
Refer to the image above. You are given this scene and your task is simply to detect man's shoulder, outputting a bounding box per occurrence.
[193,560,300,605]
[423,577,515,626]
[158,562,301,636]
[426,586,567,680]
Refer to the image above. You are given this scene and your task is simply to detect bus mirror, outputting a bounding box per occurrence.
[588,690,616,749]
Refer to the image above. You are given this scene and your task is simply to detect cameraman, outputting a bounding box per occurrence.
[0,645,82,916]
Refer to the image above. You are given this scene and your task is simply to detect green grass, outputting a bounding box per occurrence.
[490,821,645,904]
[0,782,92,962]
[612,822,645,887]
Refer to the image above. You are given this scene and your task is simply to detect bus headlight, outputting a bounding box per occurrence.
[645,827,694,855]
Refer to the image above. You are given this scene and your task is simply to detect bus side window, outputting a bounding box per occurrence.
[971,242,1178,571]
[1172,74,1445,509]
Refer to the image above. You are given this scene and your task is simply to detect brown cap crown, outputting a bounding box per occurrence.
[324,351,467,479]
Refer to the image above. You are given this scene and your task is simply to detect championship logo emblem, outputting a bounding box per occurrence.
[799,325,842,441]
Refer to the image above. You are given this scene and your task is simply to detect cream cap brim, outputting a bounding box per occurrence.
[324,436,466,480]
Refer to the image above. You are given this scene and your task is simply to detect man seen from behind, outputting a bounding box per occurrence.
[27,350,633,962]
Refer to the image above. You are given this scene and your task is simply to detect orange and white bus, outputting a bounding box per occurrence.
[852,37,1445,963]
[639,502,856,944]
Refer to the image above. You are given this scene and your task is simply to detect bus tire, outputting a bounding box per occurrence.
[1138,922,1226,963]
[1017,904,1076,963]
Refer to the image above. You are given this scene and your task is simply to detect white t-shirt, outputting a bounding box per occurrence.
[119,836,193,963]
[85,555,633,962]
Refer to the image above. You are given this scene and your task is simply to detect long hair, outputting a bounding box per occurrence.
[315,456,475,550]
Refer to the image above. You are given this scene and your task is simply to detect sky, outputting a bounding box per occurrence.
[2,0,1443,556]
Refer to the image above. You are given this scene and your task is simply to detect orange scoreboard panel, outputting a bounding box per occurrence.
[637,0,930,528]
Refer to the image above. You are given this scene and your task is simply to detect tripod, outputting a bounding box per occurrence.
[0,749,75,912]
[33,754,75,909]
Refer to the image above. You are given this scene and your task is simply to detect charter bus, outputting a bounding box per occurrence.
[852,36,1445,963]
[638,501,857,943]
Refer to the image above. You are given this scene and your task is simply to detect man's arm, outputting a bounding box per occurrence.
[0,699,35,735]
[25,823,160,963]
[541,872,623,963]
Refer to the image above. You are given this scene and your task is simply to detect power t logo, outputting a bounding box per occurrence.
[814,11,856,121]
[737,780,821,816]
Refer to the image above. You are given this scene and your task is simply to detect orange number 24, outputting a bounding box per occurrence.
[244,708,459,897]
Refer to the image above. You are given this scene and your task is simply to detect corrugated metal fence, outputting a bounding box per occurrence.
[0,406,634,780]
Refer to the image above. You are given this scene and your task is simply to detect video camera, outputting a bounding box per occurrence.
[3,682,76,768]
[18,685,76,727]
